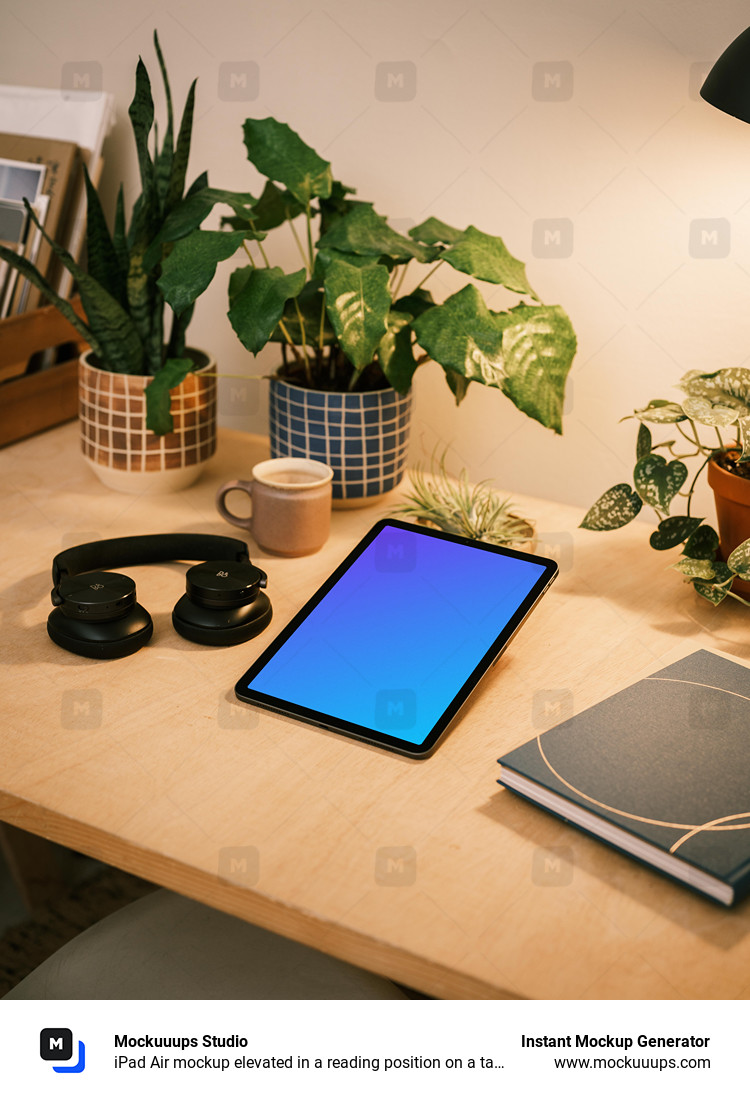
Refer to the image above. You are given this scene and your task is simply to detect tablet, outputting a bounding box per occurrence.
[235,519,558,757]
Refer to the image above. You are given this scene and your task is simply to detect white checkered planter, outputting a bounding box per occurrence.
[269,378,412,505]
[79,350,217,494]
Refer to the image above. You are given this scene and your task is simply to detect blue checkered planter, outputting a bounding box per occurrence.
[269,378,412,503]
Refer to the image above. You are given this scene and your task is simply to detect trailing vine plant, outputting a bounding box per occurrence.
[581,368,750,606]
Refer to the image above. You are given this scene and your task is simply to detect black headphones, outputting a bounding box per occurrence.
[48,534,272,659]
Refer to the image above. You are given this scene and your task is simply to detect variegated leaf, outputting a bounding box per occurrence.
[738,416,750,461]
[636,422,652,460]
[498,303,576,434]
[682,394,740,427]
[634,400,686,424]
[683,524,719,560]
[411,285,506,386]
[693,561,733,604]
[580,484,642,531]
[649,515,702,549]
[715,367,750,403]
[676,370,721,396]
[671,559,716,579]
[693,580,728,605]
[322,253,391,368]
[633,454,687,512]
[727,537,750,580]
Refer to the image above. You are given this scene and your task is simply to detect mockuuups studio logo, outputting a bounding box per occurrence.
[61,689,103,730]
[40,1028,86,1074]
[689,218,730,258]
[375,846,416,886]
[217,691,258,729]
[532,846,574,887]
[532,61,573,101]
[374,532,416,572]
[218,378,258,417]
[375,688,416,730]
[375,61,417,101]
[218,845,260,886]
[532,688,574,730]
[535,531,574,573]
[61,61,102,97]
[218,61,259,101]
[532,219,574,259]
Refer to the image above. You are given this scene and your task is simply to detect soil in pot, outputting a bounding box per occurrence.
[713,449,750,480]
[276,352,390,394]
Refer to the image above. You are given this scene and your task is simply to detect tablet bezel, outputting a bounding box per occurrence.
[234,519,558,758]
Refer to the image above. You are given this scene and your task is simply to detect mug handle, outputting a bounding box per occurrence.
[216,479,254,531]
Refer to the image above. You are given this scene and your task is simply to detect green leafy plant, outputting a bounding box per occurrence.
[581,367,750,605]
[0,32,253,434]
[218,117,577,433]
[395,451,535,547]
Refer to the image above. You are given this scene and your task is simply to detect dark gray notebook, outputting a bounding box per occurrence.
[498,650,750,905]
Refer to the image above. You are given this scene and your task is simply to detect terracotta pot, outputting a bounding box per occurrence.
[79,350,217,494]
[268,376,412,508]
[707,453,750,596]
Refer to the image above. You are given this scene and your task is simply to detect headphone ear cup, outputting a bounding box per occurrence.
[172,559,272,646]
[47,570,153,659]
[172,591,272,645]
[47,604,153,659]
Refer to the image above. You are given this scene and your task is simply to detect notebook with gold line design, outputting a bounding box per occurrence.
[498,649,750,905]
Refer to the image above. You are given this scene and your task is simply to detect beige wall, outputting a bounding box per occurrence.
[4,0,750,517]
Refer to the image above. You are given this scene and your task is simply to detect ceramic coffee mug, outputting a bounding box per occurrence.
[216,457,334,557]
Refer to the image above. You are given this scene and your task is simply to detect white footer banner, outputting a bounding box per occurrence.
[0,999,737,1099]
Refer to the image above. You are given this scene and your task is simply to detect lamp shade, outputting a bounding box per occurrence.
[701,27,750,124]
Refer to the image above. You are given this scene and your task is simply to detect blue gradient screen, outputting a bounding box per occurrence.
[246,525,547,746]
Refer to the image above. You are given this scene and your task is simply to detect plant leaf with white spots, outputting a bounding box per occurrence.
[634,400,686,424]
[633,454,687,512]
[580,484,642,530]
[727,538,750,580]
[649,515,702,550]
[682,394,741,428]
[683,524,719,560]
[671,559,717,579]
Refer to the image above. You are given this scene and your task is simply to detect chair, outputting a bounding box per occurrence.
[3,888,410,999]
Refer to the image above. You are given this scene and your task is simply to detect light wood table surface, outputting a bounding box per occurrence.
[2,423,750,1000]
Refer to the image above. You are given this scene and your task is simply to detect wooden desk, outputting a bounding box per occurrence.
[2,423,750,999]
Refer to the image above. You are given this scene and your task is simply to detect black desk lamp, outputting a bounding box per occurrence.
[701,27,750,122]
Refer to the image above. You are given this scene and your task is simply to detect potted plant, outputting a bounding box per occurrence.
[218,117,577,505]
[0,32,253,493]
[394,450,535,549]
[581,366,750,605]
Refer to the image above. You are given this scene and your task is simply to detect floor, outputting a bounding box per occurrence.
[0,849,27,936]
[0,838,157,996]
[0,837,104,937]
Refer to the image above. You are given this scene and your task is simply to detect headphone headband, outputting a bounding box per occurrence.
[52,534,250,589]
